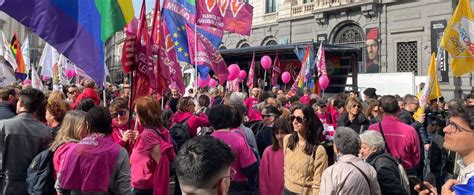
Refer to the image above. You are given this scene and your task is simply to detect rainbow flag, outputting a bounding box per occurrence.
[0,0,134,84]
[10,33,27,80]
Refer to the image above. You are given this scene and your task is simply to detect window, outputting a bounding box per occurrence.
[265,40,278,46]
[266,0,276,13]
[303,0,314,4]
[240,43,250,48]
[397,41,418,75]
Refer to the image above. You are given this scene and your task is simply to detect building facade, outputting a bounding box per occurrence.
[221,0,473,99]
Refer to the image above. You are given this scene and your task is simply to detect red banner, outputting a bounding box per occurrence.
[196,0,253,36]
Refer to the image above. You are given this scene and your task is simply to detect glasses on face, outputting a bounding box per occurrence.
[68,90,77,95]
[111,110,127,118]
[212,167,237,189]
[262,114,274,118]
[410,102,420,106]
[290,115,305,123]
[446,118,473,134]
[352,104,361,108]
[319,105,327,108]
[373,109,379,113]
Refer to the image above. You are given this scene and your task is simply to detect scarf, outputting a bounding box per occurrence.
[60,133,121,192]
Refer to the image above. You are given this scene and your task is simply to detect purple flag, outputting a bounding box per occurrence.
[196,0,253,35]
[186,24,229,84]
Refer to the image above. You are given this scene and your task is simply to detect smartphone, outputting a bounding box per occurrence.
[411,177,432,193]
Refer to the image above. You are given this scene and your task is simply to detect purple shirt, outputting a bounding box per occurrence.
[212,131,257,181]
[368,115,420,170]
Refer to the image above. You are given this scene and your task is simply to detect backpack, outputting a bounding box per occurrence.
[378,122,411,195]
[169,116,192,151]
[372,155,411,195]
[26,148,56,195]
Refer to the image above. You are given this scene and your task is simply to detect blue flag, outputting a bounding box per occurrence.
[163,0,222,65]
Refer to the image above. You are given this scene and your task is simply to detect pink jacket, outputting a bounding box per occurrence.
[111,119,144,155]
[171,111,209,137]
[259,146,284,195]
[368,115,420,170]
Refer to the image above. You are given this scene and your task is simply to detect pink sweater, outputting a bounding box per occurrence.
[368,115,420,170]
[259,146,284,195]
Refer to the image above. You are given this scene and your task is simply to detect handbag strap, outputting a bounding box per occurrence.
[346,161,371,193]
[378,122,392,155]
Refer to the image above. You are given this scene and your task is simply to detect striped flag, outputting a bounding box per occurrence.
[246,52,255,89]
[10,33,27,80]
[0,0,134,84]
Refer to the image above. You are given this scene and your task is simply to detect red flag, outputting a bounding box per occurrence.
[132,0,151,100]
[149,0,171,95]
[185,24,229,84]
[246,52,255,89]
[271,51,280,86]
[196,0,253,35]
[121,18,138,74]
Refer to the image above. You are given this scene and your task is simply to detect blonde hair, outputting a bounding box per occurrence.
[48,91,66,103]
[50,110,89,151]
[345,97,362,113]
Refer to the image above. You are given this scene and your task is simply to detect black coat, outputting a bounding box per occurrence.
[397,108,422,130]
[0,102,15,120]
[367,150,407,195]
[337,112,370,133]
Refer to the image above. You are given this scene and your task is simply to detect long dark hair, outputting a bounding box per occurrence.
[272,118,292,151]
[287,103,323,155]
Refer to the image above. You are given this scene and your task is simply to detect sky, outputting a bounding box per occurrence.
[132,0,154,17]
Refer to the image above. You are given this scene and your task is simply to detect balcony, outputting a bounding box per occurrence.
[289,0,367,18]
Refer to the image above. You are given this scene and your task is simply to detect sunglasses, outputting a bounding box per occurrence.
[262,114,274,118]
[290,115,305,123]
[111,110,127,118]
[68,90,77,95]
[352,104,361,108]
[373,110,379,113]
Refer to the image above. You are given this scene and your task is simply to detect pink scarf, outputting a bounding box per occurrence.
[60,134,121,192]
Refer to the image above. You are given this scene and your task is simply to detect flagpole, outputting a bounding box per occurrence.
[263,70,267,91]
[194,23,198,88]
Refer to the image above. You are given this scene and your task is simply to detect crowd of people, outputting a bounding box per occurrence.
[0,80,472,195]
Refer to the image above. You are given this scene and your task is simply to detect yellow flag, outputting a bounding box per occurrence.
[414,53,443,120]
[440,0,474,76]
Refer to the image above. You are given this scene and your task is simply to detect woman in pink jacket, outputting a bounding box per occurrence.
[130,97,176,195]
[171,97,209,137]
[109,97,143,155]
[259,118,293,195]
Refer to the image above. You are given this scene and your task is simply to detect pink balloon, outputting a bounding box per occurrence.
[239,70,247,80]
[319,75,330,91]
[260,55,272,70]
[281,71,291,84]
[65,69,76,79]
[209,79,217,88]
[42,75,50,81]
[198,75,211,88]
[227,64,240,81]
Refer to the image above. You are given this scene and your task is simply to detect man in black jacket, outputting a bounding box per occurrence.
[397,94,427,179]
[0,87,17,120]
[0,88,52,194]
[398,95,425,130]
